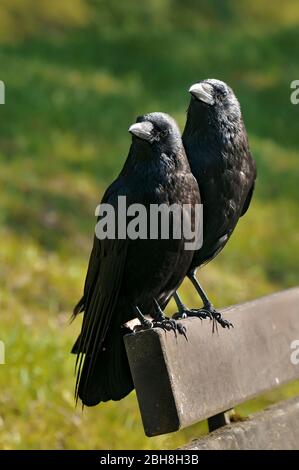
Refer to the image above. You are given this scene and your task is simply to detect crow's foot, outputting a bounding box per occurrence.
[152,317,187,339]
[207,308,233,331]
[134,317,187,339]
[173,305,233,332]
[151,298,188,339]
[173,308,212,321]
[133,317,153,332]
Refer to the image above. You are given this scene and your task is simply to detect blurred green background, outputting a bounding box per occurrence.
[0,0,299,450]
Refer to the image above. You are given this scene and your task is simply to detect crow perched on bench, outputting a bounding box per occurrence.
[173,79,257,329]
[72,112,200,405]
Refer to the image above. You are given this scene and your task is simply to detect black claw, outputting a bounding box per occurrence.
[212,311,233,329]
[211,313,233,331]
[177,323,188,340]
[221,319,234,329]
[196,308,213,321]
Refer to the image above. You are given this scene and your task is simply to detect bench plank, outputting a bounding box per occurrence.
[124,287,299,436]
[182,395,299,450]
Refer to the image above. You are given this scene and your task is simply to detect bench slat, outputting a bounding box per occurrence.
[182,395,299,450]
[124,287,299,436]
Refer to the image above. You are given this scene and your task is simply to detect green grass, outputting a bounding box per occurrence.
[0,0,299,449]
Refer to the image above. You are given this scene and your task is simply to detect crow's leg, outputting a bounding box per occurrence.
[187,272,233,330]
[133,305,153,330]
[173,292,188,318]
[152,299,187,338]
[172,292,211,321]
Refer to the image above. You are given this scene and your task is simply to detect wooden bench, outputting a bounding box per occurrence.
[124,287,299,449]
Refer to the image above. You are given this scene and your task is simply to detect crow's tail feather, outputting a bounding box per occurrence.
[76,325,134,405]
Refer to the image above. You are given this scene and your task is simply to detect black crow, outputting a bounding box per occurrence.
[72,112,200,405]
[173,79,256,328]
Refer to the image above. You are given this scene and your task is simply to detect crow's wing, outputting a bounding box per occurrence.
[72,240,98,317]
[241,155,257,218]
[72,178,130,400]
[72,178,124,318]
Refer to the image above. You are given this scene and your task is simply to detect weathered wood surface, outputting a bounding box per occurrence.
[124,287,299,436]
[182,396,299,450]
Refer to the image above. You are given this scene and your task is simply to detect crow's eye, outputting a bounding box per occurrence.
[219,87,228,98]
[214,86,227,99]
[160,129,168,138]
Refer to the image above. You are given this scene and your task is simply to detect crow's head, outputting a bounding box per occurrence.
[188,79,242,126]
[129,112,182,155]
